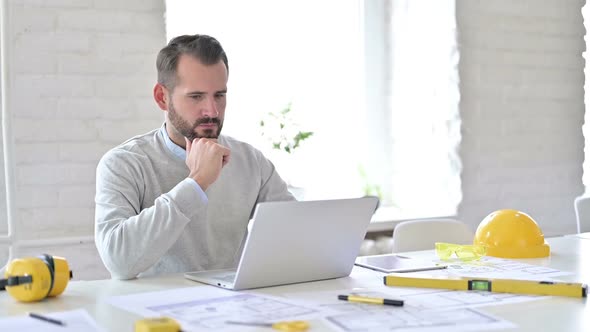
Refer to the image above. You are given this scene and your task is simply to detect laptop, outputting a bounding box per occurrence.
[184,197,379,290]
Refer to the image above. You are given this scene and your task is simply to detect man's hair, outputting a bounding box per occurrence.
[156,34,229,91]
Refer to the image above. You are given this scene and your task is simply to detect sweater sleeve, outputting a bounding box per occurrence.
[255,151,296,203]
[94,150,207,279]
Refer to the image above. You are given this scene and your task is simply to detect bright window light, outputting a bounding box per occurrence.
[165,0,460,219]
[166,0,367,200]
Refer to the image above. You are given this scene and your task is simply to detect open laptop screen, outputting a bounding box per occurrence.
[185,197,379,290]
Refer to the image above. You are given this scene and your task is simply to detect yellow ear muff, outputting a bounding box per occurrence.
[46,255,71,297]
[0,254,73,302]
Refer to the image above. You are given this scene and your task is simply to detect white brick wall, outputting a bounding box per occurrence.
[6,0,165,279]
[456,0,586,236]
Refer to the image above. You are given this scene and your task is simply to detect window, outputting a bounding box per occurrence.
[166,0,366,199]
[387,0,461,218]
[166,0,460,219]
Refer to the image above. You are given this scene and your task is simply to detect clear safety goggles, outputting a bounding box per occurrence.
[435,242,487,261]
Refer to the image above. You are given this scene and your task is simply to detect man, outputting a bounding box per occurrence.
[95,34,294,280]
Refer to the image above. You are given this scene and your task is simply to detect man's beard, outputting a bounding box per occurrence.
[168,100,223,140]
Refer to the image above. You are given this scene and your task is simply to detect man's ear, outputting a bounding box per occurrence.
[153,83,169,111]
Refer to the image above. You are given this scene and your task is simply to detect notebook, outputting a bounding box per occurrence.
[184,197,379,290]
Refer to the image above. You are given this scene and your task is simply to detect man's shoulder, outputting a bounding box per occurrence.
[118,128,161,150]
[100,128,163,164]
[219,134,252,149]
[219,135,263,155]
[218,135,273,169]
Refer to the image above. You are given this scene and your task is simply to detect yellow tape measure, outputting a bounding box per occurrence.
[134,317,182,332]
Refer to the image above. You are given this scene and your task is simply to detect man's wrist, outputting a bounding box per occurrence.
[183,178,208,203]
[188,174,208,191]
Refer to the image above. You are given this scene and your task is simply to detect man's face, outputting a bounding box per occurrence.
[166,55,228,141]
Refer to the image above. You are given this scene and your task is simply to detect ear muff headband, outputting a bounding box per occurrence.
[0,275,33,289]
[46,256,72,297]
[0,255,72,302]
[39,254,55,298]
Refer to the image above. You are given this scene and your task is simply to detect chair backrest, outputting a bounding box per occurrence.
[391,218,474,253]
[574,196,590,233]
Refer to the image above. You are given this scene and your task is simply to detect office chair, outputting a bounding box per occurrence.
[574,195,590,233]
[391,218,474,253]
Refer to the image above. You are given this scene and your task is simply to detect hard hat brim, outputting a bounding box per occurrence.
[485,243,550,258]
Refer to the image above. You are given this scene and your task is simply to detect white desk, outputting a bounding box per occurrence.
[1,236,588,331]
[569,232,590,240]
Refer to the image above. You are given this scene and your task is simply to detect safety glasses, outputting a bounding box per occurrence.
[435,242,487,261]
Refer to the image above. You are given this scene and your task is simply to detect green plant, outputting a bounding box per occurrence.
[358,165,383,200]
[259,103,313,154]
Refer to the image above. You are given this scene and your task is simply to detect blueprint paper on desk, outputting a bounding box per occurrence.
[284,288,517,332]
[0,309,105,332]
[434,256,572,280]
[108,286,327,331]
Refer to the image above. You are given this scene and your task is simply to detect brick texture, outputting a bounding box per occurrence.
[6,0,165,279]
[456,0,585,236]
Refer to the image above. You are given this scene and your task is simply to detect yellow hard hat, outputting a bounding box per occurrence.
[473,209,550,258]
